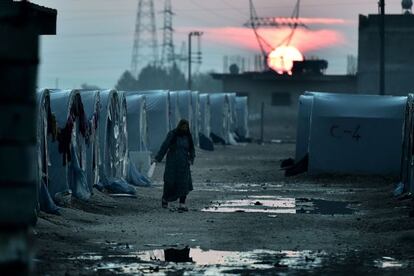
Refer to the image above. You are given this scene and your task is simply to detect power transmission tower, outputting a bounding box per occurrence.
[177,41,188,73]
[131,0,159,76]
[188,31,203,90]
[161,0,175,68]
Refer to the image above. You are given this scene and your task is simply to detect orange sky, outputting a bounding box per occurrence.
[192,26,346,55]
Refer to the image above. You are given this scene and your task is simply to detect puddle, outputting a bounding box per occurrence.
[58,248,414,274]
[202,196,356,215]
[76,247,326,275]
[374,257,408,268]
[198,182,283,192]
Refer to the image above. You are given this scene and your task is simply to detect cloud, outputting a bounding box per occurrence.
[271,17,350,26]
[178,24,346,56]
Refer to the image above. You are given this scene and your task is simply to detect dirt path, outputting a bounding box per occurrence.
[35,143,414,275]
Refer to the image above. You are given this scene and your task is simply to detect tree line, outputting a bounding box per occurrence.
[115,63,222,92]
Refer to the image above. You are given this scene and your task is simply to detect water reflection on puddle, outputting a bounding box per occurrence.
[374,257,408,268]
[202,196,355,215]
[198,182,284,192]
[85,247,326,275]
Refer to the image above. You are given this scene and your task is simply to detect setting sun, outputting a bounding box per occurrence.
[267,46,304,75]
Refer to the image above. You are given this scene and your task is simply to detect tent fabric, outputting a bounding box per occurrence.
[126,161,151,187]
[199,94,211,138]
[400,94,414,193]
[209,93,231,144]
[98,89,124,182]
[79,90,100,193]
[123,92,152,186]
[36,89,60,213]
[124,93,148,152]
[226,93,238,133]
[169,91,181,131]
[306,92,406,175]
[198,94,214,151]
[294,95,314,162]
[235,96,250,139]
[95,177,137,195]
[48,89,90,202]
[176,90,193,127]
[130,90,170,154]
[39,180,60,215]
[119,93,129,179]
[191,91,200,146]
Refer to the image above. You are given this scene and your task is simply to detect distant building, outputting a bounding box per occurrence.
[358,13,414,95]
[211,70,357,140]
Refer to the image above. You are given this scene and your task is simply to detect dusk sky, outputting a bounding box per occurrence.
[33,0,404,89]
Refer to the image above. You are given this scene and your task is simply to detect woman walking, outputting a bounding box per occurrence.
[154,119,195,211]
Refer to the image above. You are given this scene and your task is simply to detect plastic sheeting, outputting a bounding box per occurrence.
[235,96,250,139]
[305,92,406,175]
[400,94,414,193]
[123,92,152,186]
[48,89,90,202]
[131,91,170,154]
[95,177,136,195]
[36,89,59,213]
[79,90,100,193]
[124,93,148,152]
[294,95,313,162]
[199,94,211,138]
[127,161,151,187]
[191,91,200,146]
[176,90,193,126]
[209,93,231,144]
[226,93,238,132]
[169,91,181,130]
[119,93,129,179]
[98,90,124,182]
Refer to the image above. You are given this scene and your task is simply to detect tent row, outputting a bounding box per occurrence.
[36,89,250,214]
[285,91,414,193]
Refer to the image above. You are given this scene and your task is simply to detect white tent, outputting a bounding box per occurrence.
[226,92,238,133]
[124,93,148,152]
[209,93,231,144]
[98,90,124,181]
[132,91,170,154]
[36,89,60,213]
[48,89,90,201]
[400,94,414,193]
[176,90,193,125]
[191,91,200,146]
[119,93,129,178]
[235,96,250,139]
[36,89,53,193]
[177,90,203,143]
[302,92,406,175]
[294,95,314,162]
[123,93,151,174]
[199,94,211,138]
[168,91,181,130]
[79,90,101,191]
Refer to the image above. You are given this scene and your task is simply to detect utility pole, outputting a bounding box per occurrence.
[131,0,159,76]
[187,31,203,90]
[161,0,175,68]
[379,0,385,95]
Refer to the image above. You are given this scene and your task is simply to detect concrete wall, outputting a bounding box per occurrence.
[358,14,414,95]
[214,72,357,141]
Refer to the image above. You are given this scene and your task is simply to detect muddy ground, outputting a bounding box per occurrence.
[35,143,414,275]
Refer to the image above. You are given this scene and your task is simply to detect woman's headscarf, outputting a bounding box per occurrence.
[176,119,190,136]
[172,119,194,150]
